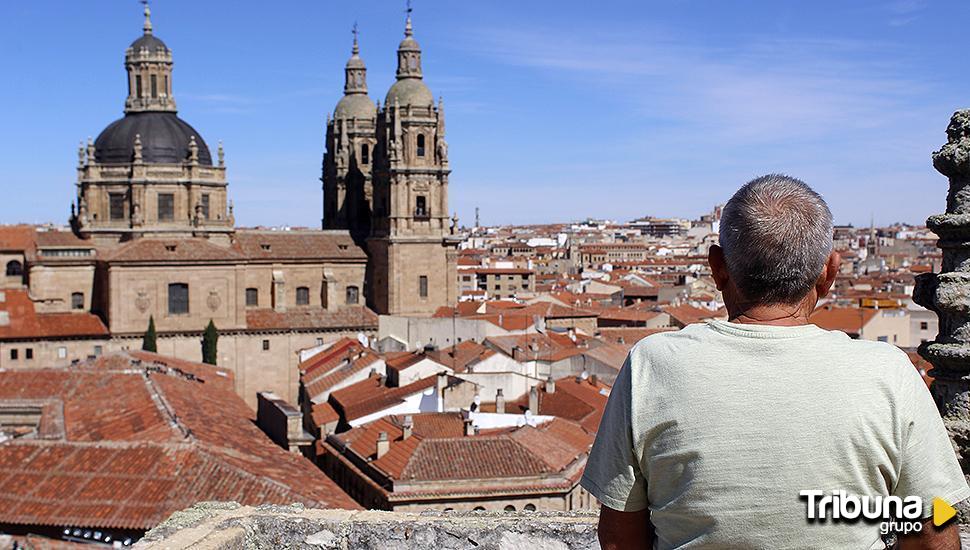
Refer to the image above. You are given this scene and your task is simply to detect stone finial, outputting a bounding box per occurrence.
[228,200,235,226]
[86,137,96,164]
[217,140,225,167]
[933,110,970,211]
[133,133,143,162]
[77,141,85,166]
[143,1,153,35]
[188,135,199,163]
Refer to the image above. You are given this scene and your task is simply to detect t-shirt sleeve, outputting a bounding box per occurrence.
[892,362,970,517]
[580,353,649,512]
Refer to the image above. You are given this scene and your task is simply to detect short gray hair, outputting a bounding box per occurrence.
[718,174,833,304]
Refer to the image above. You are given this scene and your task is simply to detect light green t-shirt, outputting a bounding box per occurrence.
[581,320,970,549]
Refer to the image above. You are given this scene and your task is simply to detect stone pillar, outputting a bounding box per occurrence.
[914,109,970,472]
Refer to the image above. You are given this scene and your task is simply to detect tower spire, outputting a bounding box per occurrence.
[352,21,359,55]
[142,0,152,35]
[395,0,423,80]
[343,23,368,95]
[405,0,413,37]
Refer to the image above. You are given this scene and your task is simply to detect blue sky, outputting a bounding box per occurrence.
[1,1,968,228]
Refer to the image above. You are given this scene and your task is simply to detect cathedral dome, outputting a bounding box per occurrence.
[129,33,168,54]
[94,112,212,165]
[385,78,433,108]
[335,94,376,120]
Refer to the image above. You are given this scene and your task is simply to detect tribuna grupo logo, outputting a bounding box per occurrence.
[800,490,957,535]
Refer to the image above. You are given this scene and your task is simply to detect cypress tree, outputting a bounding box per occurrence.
[202,319,218,365]
[142,315,157,353]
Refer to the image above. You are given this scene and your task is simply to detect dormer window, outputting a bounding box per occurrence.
[416,134,426,157]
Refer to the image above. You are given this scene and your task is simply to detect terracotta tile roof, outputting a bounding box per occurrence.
[809,306,879,335]
[34,230,93,249]
[332,413,592,485]
[329,374,440,422]
[485,333,593,363]
[0,352,359,531]
[509,376,611,434]
[0,289,108,341]
[233,230,367,261]
[245,305,378,331]
[662,303,721,326]
[596,307,664,323]
[0,224,37,254]
[299,338,383,402]
[597,327,675,346]
[427,341,495,373]
[103,238,245,263]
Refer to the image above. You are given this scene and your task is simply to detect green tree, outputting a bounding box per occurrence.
[142,315,157,353]
[202,319,218,365]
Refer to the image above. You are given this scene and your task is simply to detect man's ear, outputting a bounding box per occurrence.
[815,251,841,298]
[709,245,730,291]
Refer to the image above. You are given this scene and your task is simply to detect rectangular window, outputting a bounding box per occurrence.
[164,75,168,96]
[262,339,270,351]
[9,349,17,360]
[57,347,67,359]
[415,196,428,218]
[71,292,84,310]
[94,345,103,356]
[346,285,359,305]
[877,335,888,343]
[25,348,33,360]
[110,193,126,220]
[920,321,929,330]
[419,276,429,298]
[150,74,158,98]
[158,193,174,221]
[135,75,143,98]
[245,288,259,307]
[296,286,310,306]
[168,283,189,315]
[201,194,210,219]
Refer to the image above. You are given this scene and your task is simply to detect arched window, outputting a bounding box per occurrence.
[296,286,310,306]
[473,506,486,511]
[151,74,158,98]
[5,260,23,277]
[504,505,516,512]
[523,503,536,512]
[361,143,369,165]
[416,134,426,157]
[71,292,84,310]
[245,288,259,307]
[346,286,359,305]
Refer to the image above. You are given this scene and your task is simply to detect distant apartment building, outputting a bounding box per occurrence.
[473,268,535,300]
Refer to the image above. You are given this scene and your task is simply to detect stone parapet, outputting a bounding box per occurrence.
[136,502,600,550]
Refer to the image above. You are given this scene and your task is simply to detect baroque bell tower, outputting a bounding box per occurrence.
[367,13,459,315]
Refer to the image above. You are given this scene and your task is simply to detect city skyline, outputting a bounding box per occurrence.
[1,0,968,228]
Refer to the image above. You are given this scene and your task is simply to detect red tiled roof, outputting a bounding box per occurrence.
[329,374,439,422]
[103,238,245,263]
[0,352,359,531]
[0,225,37,254]
[427,341,495,373]
[809,306,879,334]
[0,289,108,341]
[246,305,377,331]
[232,230,367,261]
[662,303,720,326]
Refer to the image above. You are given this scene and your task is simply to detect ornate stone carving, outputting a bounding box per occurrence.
[914,109,970,470]
[206,290,221,312]
[135,290,151,313]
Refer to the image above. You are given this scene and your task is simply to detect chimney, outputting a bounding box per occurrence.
[464,418,475,436]
[436,372,448,396]
[496,388,506,414]
[402,415,413,440]
[529,385,539,414]
[376,431,390,459]
[546,375,556,394]
[590,374,598,386]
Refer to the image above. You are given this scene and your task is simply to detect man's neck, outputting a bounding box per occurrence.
[728,300,815,327]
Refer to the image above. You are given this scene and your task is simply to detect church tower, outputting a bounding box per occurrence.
[367,13,460,315]
[322,28,377,236]
[73,4,233,244]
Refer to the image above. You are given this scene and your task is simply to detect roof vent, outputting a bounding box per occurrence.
[165,244,177,252]
[261,244,271,251]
